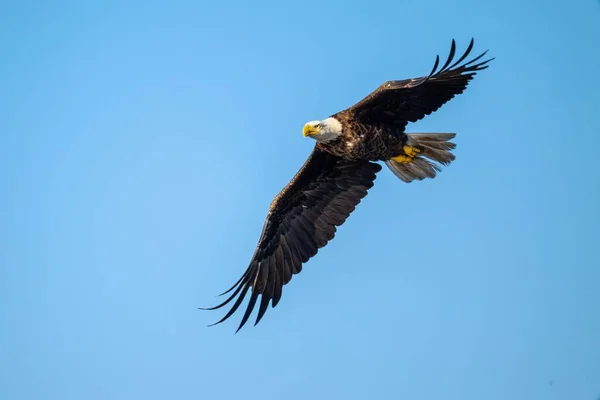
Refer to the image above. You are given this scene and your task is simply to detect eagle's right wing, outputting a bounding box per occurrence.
[202,147,382,332]
[340,38,493,129]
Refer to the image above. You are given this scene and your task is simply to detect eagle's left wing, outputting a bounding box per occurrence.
[202,147,381,332]
[339,38,493,129]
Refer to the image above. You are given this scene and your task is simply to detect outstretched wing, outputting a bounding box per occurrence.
[339,38,493,129]
[202,147,382,332]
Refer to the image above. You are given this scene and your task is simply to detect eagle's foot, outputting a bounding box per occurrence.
[391,155,414,164]
[403,145,421,158]
[391,146,421,164]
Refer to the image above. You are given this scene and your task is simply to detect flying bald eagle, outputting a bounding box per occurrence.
[202,38,493,332]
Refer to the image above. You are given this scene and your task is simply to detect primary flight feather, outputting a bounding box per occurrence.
[202,38,493,332]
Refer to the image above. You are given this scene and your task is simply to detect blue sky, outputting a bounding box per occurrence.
[1,1,599,399]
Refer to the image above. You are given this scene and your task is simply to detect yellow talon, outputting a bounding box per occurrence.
[391,155,413,164]
[403,145,421,158]
[392,145,421,163]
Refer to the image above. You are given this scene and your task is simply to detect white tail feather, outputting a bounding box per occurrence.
[385,133,456,183]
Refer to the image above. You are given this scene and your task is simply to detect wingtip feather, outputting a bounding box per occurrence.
[439,39,457,72]
[428,54,440,77]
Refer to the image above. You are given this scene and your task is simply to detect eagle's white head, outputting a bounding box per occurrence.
[302,117,343,142]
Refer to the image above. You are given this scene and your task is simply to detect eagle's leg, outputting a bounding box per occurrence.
[403,145,421,158]
[391,145,421,163]
[391,155,412,163]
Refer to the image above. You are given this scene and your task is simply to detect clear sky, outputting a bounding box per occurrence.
[1,1,599,399]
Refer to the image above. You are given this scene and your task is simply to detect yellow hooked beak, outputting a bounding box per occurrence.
[302,124,319,138]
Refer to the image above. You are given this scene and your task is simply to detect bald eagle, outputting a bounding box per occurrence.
[202,38,493,332]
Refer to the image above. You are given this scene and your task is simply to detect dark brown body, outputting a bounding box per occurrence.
[316,114,408,161]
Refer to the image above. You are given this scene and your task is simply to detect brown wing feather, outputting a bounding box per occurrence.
[202,147,382,332]
[338,38,493,128]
